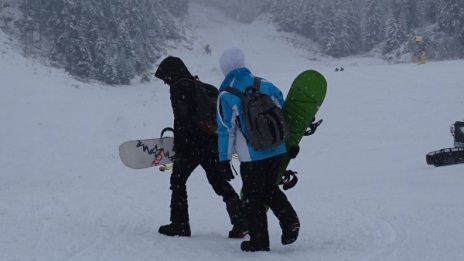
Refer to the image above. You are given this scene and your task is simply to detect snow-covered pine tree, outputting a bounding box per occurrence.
[162,0,188,17]
[312,0,361,57]
[437,0,464,44]
[313,2,339,56]
[336,0,362,55]
[383,8,407,55]
[398,0,419,32]
[57,0,93,78]
[20,0,185,84]
[361,0,385,51]
[424,1,438,24]
[296,0,319,39]
[268,0,293,31]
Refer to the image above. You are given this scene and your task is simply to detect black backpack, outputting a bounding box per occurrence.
[190,79,219,135]
[225,77,289,151]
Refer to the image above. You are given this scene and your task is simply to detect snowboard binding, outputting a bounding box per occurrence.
[281,170,298,190]
[426,121,464,167]
[159,164,173,172]
[304,119,323,136]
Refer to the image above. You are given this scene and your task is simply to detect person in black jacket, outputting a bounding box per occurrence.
[154,56,247,238]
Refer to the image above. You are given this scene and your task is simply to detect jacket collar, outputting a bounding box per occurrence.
[220,67,251,91]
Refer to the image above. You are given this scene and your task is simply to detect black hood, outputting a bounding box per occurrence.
[155,56,194,85]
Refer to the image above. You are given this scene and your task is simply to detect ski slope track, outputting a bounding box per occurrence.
[1,3,464,261]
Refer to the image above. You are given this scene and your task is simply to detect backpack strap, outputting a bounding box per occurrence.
[176,77,201,86]
[225,77,262,97]
[223,76,262,138]
[252,77,261,92]
[223,86,248,142]
[224,86,244,98]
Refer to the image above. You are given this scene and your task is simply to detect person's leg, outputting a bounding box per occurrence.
[201,158,247,238]
[159,156,198,236]
[240,160,270,251]
[265,155,300,245]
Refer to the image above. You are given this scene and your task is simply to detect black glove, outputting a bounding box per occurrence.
[219,160,234,181]
[288,145,300,159]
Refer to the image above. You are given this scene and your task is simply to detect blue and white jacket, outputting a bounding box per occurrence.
[216,67,287,162]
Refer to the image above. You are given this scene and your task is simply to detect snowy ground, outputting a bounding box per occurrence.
[1,3,464,261]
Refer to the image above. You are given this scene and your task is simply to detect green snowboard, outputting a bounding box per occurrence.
[277,70,327,184]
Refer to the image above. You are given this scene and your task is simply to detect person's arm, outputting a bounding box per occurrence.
[217,92,237,161]
[170,80,195,154]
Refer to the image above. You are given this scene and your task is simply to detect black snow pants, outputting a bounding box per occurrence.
[169,152,243,227]
[240,154,299,246]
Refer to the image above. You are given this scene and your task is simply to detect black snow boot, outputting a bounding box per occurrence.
[224,196,247,238]
[158,222,191,237]
[281,221,300,245]
[240,240,270,252]
[228,225,248,238]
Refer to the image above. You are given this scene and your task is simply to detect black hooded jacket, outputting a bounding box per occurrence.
[155,56,217,156]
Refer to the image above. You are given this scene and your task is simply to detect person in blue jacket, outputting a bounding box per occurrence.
[217,48,300,252]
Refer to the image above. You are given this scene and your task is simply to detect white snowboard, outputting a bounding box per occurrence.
[119,128,175,169]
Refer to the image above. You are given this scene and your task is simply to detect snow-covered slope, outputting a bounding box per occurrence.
[1,3,464,261]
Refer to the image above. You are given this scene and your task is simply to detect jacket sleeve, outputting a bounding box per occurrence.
[170,81,195,154]
[217,92,236,161]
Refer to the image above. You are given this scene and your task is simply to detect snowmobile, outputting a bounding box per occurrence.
[426,121,464,167]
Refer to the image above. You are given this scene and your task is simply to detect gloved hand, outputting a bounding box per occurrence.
[287,145,300,159]
[219,160,234,181]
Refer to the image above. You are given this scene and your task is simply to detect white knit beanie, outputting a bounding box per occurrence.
[219,47,245,76]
